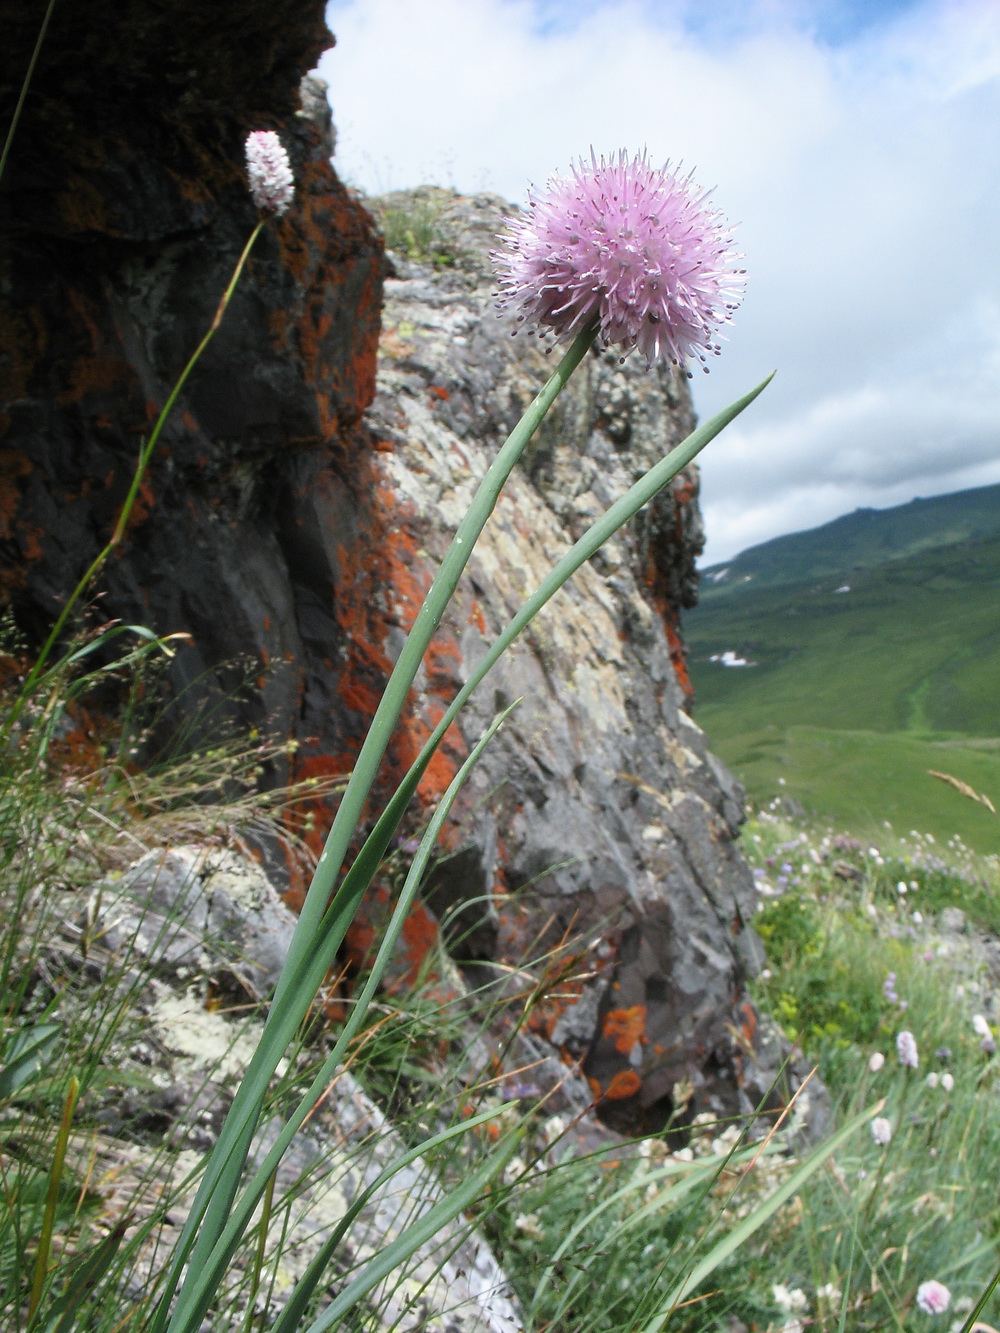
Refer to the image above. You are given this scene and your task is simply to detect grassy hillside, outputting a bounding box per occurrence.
[685,524,1000,850]
[700,481,1000,601]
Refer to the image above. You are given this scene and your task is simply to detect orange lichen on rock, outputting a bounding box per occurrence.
[601,1005,647,1054]
[603,1069,642,1100]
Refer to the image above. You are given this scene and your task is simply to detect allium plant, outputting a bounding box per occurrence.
[134,149,777,1333]
[493,149,745,370]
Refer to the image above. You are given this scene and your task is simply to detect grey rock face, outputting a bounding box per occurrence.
[69,844,524,1331]
[346,188,775,1133]
[103,845,298,998]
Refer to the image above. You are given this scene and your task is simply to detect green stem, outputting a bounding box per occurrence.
[1,220,265,744]
[155,326,597,1330]
[0,0,58,188]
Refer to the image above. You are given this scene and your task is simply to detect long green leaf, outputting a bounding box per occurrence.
[164,706,516,1333]
[641,1098,882,1331]
[0,1022,61,1100]
[154,326,598,1329]
[160,365,771,1329]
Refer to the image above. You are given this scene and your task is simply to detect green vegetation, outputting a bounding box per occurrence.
[699,481,1000,600]
[369,188,457,267]
[685,496,1000,850]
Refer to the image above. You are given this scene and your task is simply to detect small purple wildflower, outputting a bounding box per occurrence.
[897,1030,919,1069]
[492,150,745,370]
[882,972,899,1004]
[245,130,294,216]
[915,1280,950,1315]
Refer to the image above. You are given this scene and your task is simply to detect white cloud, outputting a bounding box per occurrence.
[320,0,1000,561]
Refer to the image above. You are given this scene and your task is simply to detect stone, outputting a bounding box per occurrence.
[100,844,298,998]
[1,5,803,1138]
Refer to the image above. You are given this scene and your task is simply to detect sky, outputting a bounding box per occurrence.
[318,0,1000,563]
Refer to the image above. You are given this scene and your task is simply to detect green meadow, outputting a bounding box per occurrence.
[685,485,1000,850]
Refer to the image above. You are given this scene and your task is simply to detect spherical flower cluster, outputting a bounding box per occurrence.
[915,1279,951,1315]
[897,1030,919,1069]
[871,1116,893,1147]
[868,1051,885,1072]
[245,131,294,216]
[492,150,745,371]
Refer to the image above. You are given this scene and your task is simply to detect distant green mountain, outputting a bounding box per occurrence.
[700,482,1000,602]
[685,488,1000,851]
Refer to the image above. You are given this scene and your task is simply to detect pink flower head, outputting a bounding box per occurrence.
[915,1280,951,1315]
[245,131,294,216]
[897,1029,919,1069]
[492,150,745,371]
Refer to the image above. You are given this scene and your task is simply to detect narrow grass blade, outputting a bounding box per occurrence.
[533,1154,747,1327]
[301,1130,522,1333]
[641,1098,881,1331]
[27,1075,79,1323]
[956,1260,1000,1333]
[36,1218,129,1333]
[269,1107,509,1333]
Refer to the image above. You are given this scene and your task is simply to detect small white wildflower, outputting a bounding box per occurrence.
[897,1030,919,1069]
[954,1296,975,1314]
[868,1052,885,1072]
[972,1014,991,1038]
[817,1282,842,1303]
[897,881,908,894]
[916,1279,951,1314]
[940,1072,954,1092]
[773,1284,808,1313]
[245,130,295,216]
[912,910,923,923]
[926,1072,939,1089]
[871,1116,893,1147]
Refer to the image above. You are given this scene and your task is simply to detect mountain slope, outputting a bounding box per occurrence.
[700,482,1000,602]
[685,508,1000,851]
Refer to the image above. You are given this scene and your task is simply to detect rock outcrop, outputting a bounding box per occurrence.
[1,3,792,1136]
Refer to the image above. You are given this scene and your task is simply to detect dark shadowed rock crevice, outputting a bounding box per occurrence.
[0,9,818,1138]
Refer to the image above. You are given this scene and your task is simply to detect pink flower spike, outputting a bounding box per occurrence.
[915,1280,951,1314]
[492,150,745,371]
[245,131,294,217]
[897,1030,919,1069]
[871,1116,892,1146]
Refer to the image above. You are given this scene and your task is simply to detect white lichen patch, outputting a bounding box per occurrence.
[148,983,263,1080]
